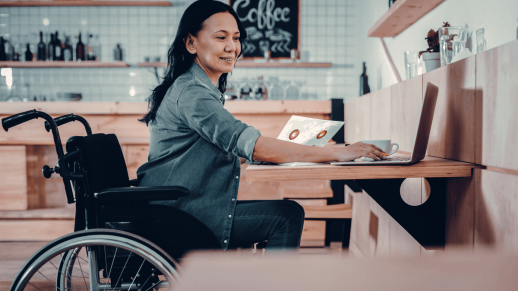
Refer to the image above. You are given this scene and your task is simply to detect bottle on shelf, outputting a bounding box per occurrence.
[254,76,268,100]
[37,31,46,61]
[87,34,95,60]
[76,33,86,61]
[6,37,15,61]
[24,44,33,61]
[359,62,371,96]
[11,35,20,61]
[0,37,6,61]
[47,33,55,61]
[113,44,123,61]
[239,81,252,100]
[54,31,62,61]
[91,35,101,61]
[63,36,73,62]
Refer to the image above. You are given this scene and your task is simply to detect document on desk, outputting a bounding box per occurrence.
[276,115,344,166]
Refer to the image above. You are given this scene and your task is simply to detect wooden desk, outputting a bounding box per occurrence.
[246,156,477,182]
[246,156,481,249]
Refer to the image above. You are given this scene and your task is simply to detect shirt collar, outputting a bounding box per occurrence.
[189,62,224,100]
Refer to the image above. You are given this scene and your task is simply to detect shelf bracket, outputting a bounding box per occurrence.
[380,38,402,83]
[355,178,447,249]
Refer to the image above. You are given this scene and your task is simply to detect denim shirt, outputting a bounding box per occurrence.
[137,63,261,249]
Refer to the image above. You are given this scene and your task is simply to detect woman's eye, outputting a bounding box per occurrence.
[216,36,225,40]
[234,37,240,41]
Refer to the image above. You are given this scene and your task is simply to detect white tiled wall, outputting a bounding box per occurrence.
[0,0,357,102]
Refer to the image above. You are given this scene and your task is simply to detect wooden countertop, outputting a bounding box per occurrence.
[246,156,480,181]
[0,100,331,115]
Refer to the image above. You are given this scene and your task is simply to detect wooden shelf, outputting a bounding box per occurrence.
[0,1,172,7]
[368,0,445,37]
[137,61,333,68]
[0,61,130,68]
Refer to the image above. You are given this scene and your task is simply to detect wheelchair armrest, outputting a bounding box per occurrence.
[94,186,190,202]
[129,179,140,187]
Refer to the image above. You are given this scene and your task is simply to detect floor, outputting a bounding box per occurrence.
[0,241,345,289]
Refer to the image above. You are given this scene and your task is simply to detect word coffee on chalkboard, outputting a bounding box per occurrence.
[230,0,300,59]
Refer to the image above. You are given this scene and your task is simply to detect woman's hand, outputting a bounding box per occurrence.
[334,142,387,162]
[252,137,387,164]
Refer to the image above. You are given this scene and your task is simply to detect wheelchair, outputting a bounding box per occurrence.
[2,110,222,291]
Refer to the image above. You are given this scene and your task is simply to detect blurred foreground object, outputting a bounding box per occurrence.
[176,250,518,291]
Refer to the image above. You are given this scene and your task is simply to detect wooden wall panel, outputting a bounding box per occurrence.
[0,146,27,210]
[476,40,518,170]
[344,96,370,144]
[349,191,372,257]
[444,176,475,249]
[424,57,477,162]
[369,86,392,141]
[26,145,67,209]
[474,169,518,252]
[124,145,149,180]
[0,220,73,241]
[390,76,423,152]
[368,197,391,257]
[0,115,150,145]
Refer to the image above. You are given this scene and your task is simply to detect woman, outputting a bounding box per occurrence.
[137,0,386,252]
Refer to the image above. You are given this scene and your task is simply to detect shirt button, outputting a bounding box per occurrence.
[235,176,239,180]
[224,240,228,243]
[229,215,232,218]
[232,198,235,201]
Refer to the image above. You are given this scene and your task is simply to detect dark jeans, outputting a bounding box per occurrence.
[227,200,305,251]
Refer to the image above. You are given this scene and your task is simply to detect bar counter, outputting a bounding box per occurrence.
[0,100,334,244]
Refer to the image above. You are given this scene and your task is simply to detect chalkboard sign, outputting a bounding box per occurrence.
[229,0,300,59]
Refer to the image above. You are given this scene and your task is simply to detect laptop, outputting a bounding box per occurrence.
[330,82,439,166]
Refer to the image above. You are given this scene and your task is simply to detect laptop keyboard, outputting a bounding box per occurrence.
[383,156,411,162]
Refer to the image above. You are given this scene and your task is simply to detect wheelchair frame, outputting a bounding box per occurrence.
[2,110,209,291]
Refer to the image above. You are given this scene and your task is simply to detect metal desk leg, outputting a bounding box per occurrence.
[355,178,448,249]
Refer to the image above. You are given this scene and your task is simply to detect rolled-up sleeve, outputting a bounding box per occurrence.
[177,82,261,161]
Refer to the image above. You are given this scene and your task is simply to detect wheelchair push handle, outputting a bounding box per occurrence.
[2,110,39,132]
[2,110,76,204]
[44,113,93,136]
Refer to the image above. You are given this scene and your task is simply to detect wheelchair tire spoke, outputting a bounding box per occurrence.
[113,252,133,290]
[49,258,79,291]
[144,279,163,291]
[104,247,118,291]
[127,258,146,291]
[12,230,179,291]
[37,270,63,291]
[76,252,89,290]
[139,273,153,290]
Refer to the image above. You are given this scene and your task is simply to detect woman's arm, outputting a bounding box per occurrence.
[252,136,387,164]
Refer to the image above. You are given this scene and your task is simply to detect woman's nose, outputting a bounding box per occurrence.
[225,39,236,52]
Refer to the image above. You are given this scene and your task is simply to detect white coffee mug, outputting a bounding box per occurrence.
[360,139,399,155]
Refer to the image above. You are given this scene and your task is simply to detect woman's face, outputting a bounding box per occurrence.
[185,12,241,85]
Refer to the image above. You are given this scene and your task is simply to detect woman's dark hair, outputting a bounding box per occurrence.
[139,0,247,125]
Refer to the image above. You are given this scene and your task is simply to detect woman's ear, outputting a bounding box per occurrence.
[184,34,197,55]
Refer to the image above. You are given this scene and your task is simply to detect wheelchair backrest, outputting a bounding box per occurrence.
[66,133,130,192]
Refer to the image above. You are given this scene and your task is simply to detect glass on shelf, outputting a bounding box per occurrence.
[266,76,284,100]
[285,80,304,100]
[236,77,253,100]
[476,28,486,54]
[404,51,419,80]
[438,26,468,66]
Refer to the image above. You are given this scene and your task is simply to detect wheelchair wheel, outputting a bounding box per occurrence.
[10,229,180,291]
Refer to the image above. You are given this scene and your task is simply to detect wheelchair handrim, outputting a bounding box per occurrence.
[11,231,181,291]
